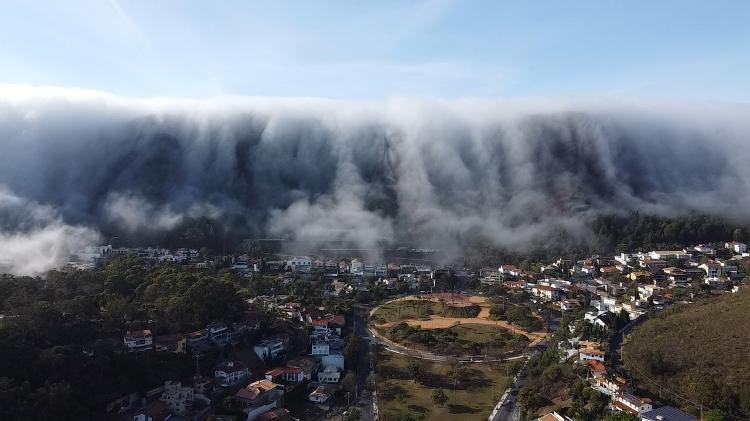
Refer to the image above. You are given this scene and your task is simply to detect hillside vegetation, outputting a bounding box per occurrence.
[623,289,750,417]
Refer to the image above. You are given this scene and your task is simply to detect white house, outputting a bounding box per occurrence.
[350,259,364,276]
[124,329,153,352]
[317,365,341,383]
[254,338,287,362]
[322,352,345,371]
[611,392,653,415]
[531,284,561,302]
[286,256,312,273]
[649,250,689,261]
[213,360,250,387]
[499,265,520,277]
[699,262,722,279]
[159,381,196,416]
[725,241,748,254]
[308,386,334,404]
[579,347,605,362]
[311,341,330,356]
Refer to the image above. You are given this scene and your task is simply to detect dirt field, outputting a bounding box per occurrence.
[372,294,548,346]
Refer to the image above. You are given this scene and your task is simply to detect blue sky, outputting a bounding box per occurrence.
[0,0,748,100]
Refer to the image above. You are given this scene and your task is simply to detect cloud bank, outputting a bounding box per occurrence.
[1,85,750,274]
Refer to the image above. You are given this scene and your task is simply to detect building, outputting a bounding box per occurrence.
[535,412,573,421]
[531,284,561,302]
[308,385,334,404]
[611,392,653,415]
[133,400,171,421]
[725,241,748,254]
[254,338,288,362]
[559,298,580,311]
[235,380,284,421]
[649,250,689,261]
[286,256,312,273]
[207,323,231,345]
[499,264,520,277]
[124,329,153,352]
[350,259,364,276]
[213,360,251,387]
[311,341,330,356]
[159,381,194,416]
[154,334,187,353]
[641,406,697,421]
[322,352,345,371]
[579,347,605,362]
[317,365,341,383]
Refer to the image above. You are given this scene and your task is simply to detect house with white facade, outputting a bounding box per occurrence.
[124,329,153,352]
[213,360,251,387]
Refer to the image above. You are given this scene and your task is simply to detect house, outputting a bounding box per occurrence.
[317,365,341,383]
[286,256,312,273]
[187,329,210,350]
[207,322,231,345]
[499,265,520,277]
[154,334,187,353]
[322,352,345,371]
[610,392,653,415]
[531,284,561,302]
[311,341,330,356]
[640,258,667,273]
[258,408,296,421]
[584,360,606,378]
[694,244,716,255]
[213,360,251,387]
[560,298,580,312]
[641,406,697,421]
[579,347,605,362]
[699,262,722,279]
[254,338,288,363]
[649,250,689,261]
[159,381,197,416]
[350,259,364,276]
[628,271,652,283]
[725,241,748,254]
[134,400,171,421]
[285,357,320,382]
[235,380,284,421]
[124,329,153,352]
[599,266,619,277]
[308,385,334,404]
[592,375,630,395]
[535,412,573,421]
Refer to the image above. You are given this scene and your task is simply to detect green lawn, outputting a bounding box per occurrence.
[371,299,440,324]
[376,350,515,421]
[385,322,528,357]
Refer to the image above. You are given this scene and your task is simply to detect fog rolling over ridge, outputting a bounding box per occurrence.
[1,85,749,275]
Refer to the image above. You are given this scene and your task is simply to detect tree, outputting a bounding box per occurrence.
[408,359,426,384]
[431,389,449,406]
[704,409,726,421]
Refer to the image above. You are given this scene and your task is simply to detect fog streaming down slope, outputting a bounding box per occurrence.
[1,85,750,274]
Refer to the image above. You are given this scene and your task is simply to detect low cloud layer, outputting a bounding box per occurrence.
[1,85,750,274]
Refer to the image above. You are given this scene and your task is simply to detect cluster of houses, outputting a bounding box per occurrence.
[528,243,750,421]
[118,303,349,421]
[483,242,749,330]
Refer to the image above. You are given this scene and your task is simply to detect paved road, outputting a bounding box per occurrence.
[353,305,377,421]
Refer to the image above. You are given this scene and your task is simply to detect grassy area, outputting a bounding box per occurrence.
[386,322,528,356]
[371,299,440,324]
[376,350,515,421]
[623,289,750,417]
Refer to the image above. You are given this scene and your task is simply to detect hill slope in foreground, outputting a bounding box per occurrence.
[624,289,750,417]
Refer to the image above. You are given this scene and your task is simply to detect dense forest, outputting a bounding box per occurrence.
[0,258,248,420]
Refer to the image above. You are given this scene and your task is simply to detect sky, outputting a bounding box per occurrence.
[0,0,748,101]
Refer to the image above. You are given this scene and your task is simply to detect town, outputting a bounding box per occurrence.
[1,237,749,421]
